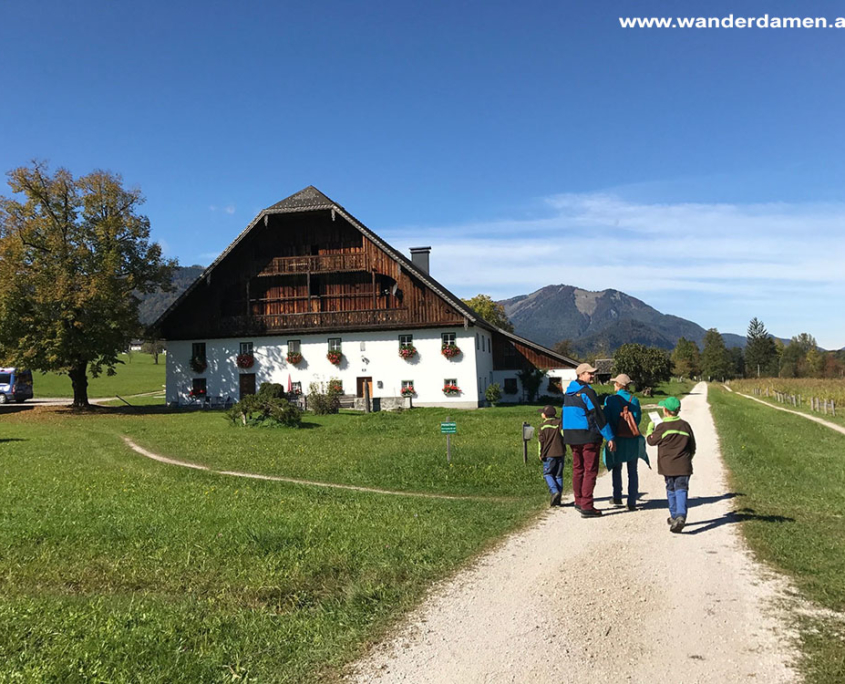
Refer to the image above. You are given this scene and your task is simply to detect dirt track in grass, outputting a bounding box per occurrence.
[346,382,800,683]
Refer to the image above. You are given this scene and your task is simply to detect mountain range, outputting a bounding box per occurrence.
[500,285,748,353]
[140,269,750,354]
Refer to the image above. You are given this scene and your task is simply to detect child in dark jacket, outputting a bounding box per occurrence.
[538,405,566,507]
[646,396,696,533]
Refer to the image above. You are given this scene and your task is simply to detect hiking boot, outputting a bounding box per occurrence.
[670,516,686,533]
[580,508,603,518]
[667,517,673,526]
[612,498,624,506]
[550,492,562,508]
[627,503,636,511]
[573,503,582,511]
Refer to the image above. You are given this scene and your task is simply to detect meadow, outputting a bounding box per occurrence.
[0,403,549,683]
[728,378,845,428]
[31,352,166,399]
[709,386,845,683]
[0,376,694,682]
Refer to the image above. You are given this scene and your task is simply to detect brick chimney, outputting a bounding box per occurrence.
[409,246,431,274]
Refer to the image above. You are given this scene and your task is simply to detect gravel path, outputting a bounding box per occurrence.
[347,383,799,683]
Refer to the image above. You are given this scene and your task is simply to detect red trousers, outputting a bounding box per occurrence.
[571,442,601,511]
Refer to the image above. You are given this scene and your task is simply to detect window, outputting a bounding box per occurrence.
[401,380,414,390]
[399,334,413,346]
[288,340,301,354]
[442,332,456,346]
[487,337,492,353]
[291,381,302,395]
[482,336,486,352]
[504,378,518,394]
[445,378,457,386]
[191,378,207,397]
[476,333,479,350]
[328,338,342,352]
[239,341,253,355]
[191,342,206,361]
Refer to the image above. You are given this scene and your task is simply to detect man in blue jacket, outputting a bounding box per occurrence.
[563,363,616,517]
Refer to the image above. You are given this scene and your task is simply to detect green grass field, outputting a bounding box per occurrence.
[709,386,845,683]
[0,378,692,681]
[0,404,551,683]
[31,352,166,398]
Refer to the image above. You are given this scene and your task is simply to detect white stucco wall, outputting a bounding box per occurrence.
[492,367,577,403]
[166,327,483,408]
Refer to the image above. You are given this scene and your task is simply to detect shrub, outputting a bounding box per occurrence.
[308,378,342,415]
[226,394,301,428]
[485,382,502,406]
[257,382,286,400]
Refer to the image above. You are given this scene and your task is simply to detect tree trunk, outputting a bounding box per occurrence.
[69,361,90,408]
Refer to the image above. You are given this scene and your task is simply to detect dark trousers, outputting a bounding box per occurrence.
[571,442,600,510]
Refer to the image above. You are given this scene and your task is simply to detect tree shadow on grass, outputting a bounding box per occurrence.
[0,438,26,443]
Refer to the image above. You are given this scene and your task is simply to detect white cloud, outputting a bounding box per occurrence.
[382,194,845,348]
[224,205,235,215]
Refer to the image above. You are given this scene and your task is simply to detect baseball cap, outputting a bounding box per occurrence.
[540,405,556,417]
[609,373,632,386]
[575,363,598,375]
[658,397,681,412]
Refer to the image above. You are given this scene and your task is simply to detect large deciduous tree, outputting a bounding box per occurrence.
[461,294,514,332]
[612,343,671,395]
[0,162,175,407]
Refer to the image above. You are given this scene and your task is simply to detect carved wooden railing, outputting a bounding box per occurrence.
[219,308,412,334]
[257,253,367,276]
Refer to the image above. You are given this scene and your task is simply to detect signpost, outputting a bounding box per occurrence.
[440,417,457,462]
[522,422,535,465]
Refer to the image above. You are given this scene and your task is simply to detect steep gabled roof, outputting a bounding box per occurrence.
[152,187,575,368]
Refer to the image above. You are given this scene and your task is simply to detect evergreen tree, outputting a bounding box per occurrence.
[700,328,732,381]
[670,337,701,378]
[744,317,777,377]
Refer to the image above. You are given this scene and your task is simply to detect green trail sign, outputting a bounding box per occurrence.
[440,422,457,434]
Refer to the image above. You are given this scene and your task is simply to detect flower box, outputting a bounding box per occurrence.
[188,388,206,399]
[399,344,417,360]
[442,384,461,396]
[441,344,461,359]
[189,356,207,373]
[327,350,343,366]
[400,386,416,396]
[287,351,303,365]
[236,353,255,369]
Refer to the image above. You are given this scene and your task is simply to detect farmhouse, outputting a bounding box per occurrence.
[154,186,577,408]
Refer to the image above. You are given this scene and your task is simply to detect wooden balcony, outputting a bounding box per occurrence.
[257,253,367,276]
[218,308,413,334]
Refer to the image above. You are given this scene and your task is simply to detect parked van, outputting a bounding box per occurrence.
[0,368,33,403]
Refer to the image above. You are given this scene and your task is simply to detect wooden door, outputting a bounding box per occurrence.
[356,377,373,398]
[239,373,256,399]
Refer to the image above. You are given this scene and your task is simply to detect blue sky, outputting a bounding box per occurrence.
[2,1,843,347]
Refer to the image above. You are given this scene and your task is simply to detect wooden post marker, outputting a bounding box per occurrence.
[440,416,457,462]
